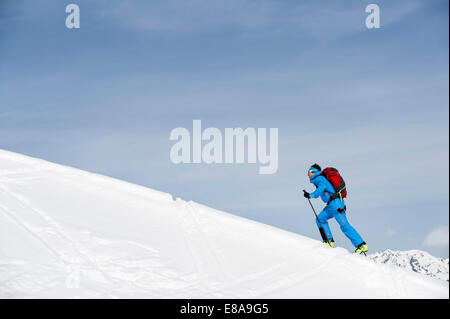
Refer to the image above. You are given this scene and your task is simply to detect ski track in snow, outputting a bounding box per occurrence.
[0,171,183,297]
[0,185,117,297]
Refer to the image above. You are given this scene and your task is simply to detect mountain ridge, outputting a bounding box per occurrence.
[369,249,449,282]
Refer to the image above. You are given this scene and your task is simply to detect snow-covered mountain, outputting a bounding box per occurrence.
[0,149,448,298]
[369,249,449,282]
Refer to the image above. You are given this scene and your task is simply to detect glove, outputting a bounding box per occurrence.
[303,190,310,198]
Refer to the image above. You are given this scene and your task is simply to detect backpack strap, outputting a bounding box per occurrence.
[326,186,346,205]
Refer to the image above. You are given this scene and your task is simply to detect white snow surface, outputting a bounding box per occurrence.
[0,149,448,298]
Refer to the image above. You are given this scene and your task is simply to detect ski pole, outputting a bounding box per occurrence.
[303,189,328,242]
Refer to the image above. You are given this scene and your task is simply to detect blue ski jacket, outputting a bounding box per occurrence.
[309,170,343,207]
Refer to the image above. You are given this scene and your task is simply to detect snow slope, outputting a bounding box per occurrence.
[0,149,448,298]
[369,249,449,282]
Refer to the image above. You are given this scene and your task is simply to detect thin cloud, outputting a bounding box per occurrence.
[386,228,396,237]
[104,0,278,32]
[423,226,449,247]
[101,0,423,37]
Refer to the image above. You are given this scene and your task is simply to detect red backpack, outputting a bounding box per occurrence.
[321,167,347,202]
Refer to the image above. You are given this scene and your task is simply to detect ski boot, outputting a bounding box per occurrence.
[353,242,369,255]
[323,239,335,248]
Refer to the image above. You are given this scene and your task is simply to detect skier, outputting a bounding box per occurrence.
[303,164,369,254]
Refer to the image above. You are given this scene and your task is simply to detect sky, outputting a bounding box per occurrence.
[0,0,448,258]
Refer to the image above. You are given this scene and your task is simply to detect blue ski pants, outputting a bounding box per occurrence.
[315,200,364,247]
